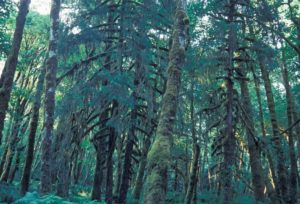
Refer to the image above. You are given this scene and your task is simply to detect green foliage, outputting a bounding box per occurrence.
[0,184,20,203]
[13,192,105,204]
[0,0,13,58]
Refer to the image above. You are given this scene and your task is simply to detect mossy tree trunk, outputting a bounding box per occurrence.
[239,67,265,202]
[40,0,61,194]
[257,52,288,203]
[0,0,31,144]
[1,96,27,182]
[250,64,278,202]
[20,65,46,195]
[143,0,189,203]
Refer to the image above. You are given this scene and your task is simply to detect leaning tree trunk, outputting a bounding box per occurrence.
[143,0,189,203]
[0,0,31,144]
[239,68,265,202]
[257,52,288,203]
[40,0,61,194]
[1,97,27,182]
[250,64,278,202]
[9,145,24,183]
[20,66,45,195]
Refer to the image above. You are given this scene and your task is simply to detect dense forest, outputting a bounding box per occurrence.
[0,0,300,203]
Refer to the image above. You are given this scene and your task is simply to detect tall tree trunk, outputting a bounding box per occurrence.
[257,52,288,203]
[20,66,45,195]
[185,77,199,204]
[250,64,278,202]
[133,136,151,201]
[222,1,236,203]
[279,56,298,204]
[104,6,117,202]
[239,68,265,202]
[0,0,31,144]
[1,97,27,182]
[114,136,123,197]
[9,145,24,183]
[118,37,144,204]
[105,127,116,204]
[91,149,104,201]
[117,129,135,204]
[0,126,11,175]
[56,143,71,198]
[143,0,189,203]
[185,145,200,204]
[40,0,61,194]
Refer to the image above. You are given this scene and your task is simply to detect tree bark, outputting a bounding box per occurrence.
[91,149,104,201]
[279,56,298,204]
[133,136,151,201]
[239,68,265,202]
[0,0,31,144]
[185,77,199,204]
[105,127,116,204]
[1,97,27,182]
[143,0,189,203]
[257,52,288,203]
[222,1,236,203]
[9,145,24,183]
[40,0,61,194]
[20,65,45,195]
[185,145,200,204]
[250,64,278,202]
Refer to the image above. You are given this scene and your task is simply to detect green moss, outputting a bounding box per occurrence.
[146,136,171,170]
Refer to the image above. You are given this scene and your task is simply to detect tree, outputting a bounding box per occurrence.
[40,0,61,194]
[0,0,31,144]
[143,0,190,203]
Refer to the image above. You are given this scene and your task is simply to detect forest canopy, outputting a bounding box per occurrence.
[0,0,300,203]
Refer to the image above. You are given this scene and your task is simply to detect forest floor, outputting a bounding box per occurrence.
[0,182,257,204]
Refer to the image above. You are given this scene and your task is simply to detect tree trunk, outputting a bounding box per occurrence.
[91,149,103,201]
[279,56,298,204]
[105,127,116,204]
[143,0,189,203]
[0,0,31,144]
[185,77,199,204]
[239,69,265,202]
[20,66,45,195]
[117,132,134,204]
[114,136,123,197]
[250,64,278,202]
[9,145,24,183]
[0,129,11,175]
[222,1,236,203]
[185,145,200,204]
[133,136,151,201]
[40,0,61,194]
[257,52,288,203]
[1,97,27,182]
[56,147,71,198]
[118,38,144,204]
